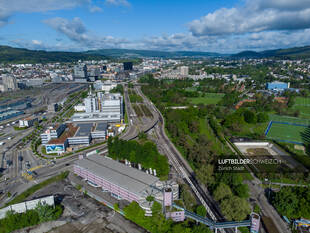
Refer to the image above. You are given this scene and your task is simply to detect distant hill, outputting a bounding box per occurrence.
[1,45,310,63]
[0,46,107,64]
[233,46,310,59]
[85,48,222,58]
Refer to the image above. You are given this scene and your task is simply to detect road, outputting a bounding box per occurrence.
[0,83,148,206]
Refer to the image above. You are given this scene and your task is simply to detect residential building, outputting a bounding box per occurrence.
[179,66,189,76]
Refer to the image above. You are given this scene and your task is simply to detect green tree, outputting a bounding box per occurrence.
[36,202,55,223]
[213,183,233,202]
[196,164,214,185]
[257,112,269,123]
[234,184,250,198]
[243,110,257,124]
[114,203,120,212]
[196,205,207,217]
[220,196,251,221]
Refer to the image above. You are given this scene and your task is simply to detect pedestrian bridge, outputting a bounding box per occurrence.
[173,204,252,232]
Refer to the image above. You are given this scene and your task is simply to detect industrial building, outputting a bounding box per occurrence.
[48,103,59,113]
[67,123,92,145]
[73,154,179,215]
[42,123,108,154]
[71,91,123,123]
[93,80,117,92]
[0,98,32,111]
[266,81,289,91]
[0,110,24,122]
[19,117,38,128]
[91,122,108,139]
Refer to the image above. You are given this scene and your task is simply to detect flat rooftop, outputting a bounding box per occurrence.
[75,123,93,137]
[74,154,159,197]
[95,122,108,132]
[49,124,78,144]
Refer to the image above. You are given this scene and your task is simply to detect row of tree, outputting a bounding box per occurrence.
[108,137,169,180]
[124,201,212,233]
[139,75,252,221]
[0,203,63,233]
[271,186,310,219]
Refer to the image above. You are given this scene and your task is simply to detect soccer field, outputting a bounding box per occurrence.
[189,93,224,105]
[266,122,310,144]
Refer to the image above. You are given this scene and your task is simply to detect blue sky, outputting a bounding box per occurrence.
[1,0,310,53]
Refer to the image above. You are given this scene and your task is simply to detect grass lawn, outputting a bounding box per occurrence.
[198,118,229,154]
[292,97,310,119]
[266,122,309,144]
[189,93,224,105]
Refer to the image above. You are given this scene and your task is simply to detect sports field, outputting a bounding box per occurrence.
[265,120,310,144]
[189,93,224,105]
[292,97,310,119]
[269,114,310,125]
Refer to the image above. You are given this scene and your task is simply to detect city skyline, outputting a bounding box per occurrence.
[1,0,310,53]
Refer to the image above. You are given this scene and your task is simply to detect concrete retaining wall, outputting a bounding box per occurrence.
[0,196,54,219]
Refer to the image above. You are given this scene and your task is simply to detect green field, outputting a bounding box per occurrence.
[266,122,310,144]
[269,114,310,125]
[189,93,224,105]
[292,97,310,119]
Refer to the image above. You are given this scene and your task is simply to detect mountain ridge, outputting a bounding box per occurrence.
[1,45,310,63]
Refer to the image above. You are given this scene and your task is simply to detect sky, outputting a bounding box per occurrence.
[1,0,310,53]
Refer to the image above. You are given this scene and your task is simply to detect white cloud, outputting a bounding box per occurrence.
[31,40,43,45]
[104,0,130,7]
[43,17,130,49]
[0,0,100,27]
[40,16,310,53]
[89,6,103,13]
[189,0,310,36]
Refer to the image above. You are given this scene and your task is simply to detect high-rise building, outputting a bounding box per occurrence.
[73,64,88,82]
[2,74,17,91]
[123,62,133,71]
[179,66,189,76]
